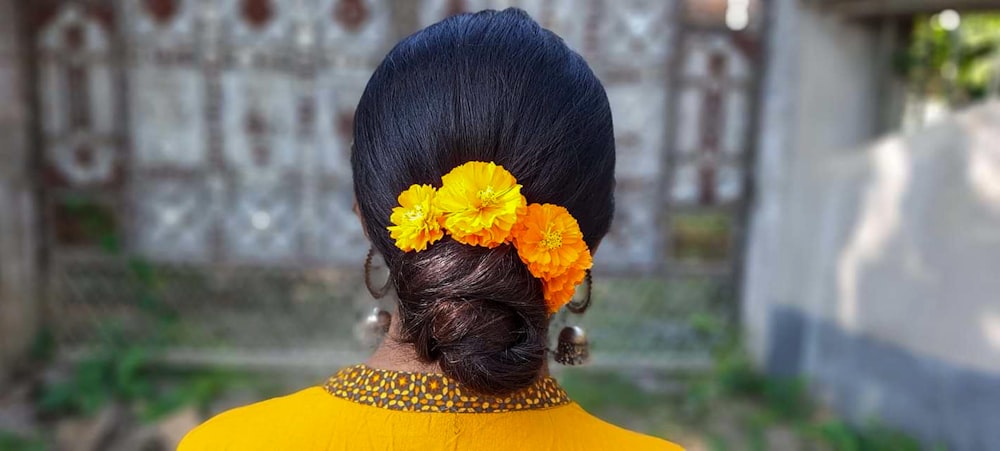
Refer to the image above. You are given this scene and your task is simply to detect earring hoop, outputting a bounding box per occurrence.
[364,247,392,299]
[566,270,592,314]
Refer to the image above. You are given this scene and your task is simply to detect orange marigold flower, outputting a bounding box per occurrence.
[511,203,590,279]
[435,162,526,248]
[387,184,444,252]
[541,257,591,313]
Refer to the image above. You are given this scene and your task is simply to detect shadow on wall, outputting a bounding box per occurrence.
[966,109,1000,354]
[834,101,1000,369]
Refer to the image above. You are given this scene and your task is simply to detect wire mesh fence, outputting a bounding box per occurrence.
[45,254,734,370]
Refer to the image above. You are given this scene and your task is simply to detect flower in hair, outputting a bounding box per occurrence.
[540,257,590,313]
[511,203,593,312]
[434,161,526,248]
[387,161,593,314]
[511,204,589,279]
[387,184,445,252]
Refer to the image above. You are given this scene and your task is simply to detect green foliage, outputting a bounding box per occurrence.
[761,377,811,420]
[0,432,47,451]
[799,419,929,451]
[744,412,769,451]
[900,13,1000,103]
[560,370,665,412]
[683,317,935,451]
[671,213,733,262]
[811,420,860,451]
[36,322,242,421]
[36,195,252,423]
[706,434,729,451]
[27,328,56,364]
[59,196,121,253]
[524,294,937,450]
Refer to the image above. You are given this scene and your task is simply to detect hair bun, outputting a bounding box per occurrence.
[394,240,549,395]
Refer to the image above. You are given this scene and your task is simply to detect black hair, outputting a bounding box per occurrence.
[351,8,615,395]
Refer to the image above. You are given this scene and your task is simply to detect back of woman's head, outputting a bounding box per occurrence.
[351,8,615,395]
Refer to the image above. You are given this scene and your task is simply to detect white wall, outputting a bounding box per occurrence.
[752,98,1000,450]
[744,1,1000,448]
[785,102,1000,372]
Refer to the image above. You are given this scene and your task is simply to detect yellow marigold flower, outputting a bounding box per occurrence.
[541,257,591,313]
[435,162,526,248]
[511,203,590,279]
[387,184,445,252]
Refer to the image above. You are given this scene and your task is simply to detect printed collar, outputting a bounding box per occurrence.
[323,364,571,413]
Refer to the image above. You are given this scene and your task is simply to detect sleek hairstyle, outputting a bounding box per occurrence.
[351,8,615,395]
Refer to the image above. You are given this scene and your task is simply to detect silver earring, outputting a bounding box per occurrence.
[356,306,392,346]
[554,271,593,365]
[554,326,589,365]
[357,247,392,346]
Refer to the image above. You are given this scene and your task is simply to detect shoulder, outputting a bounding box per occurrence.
[178,387,340,451]
[551,403,684,451]
[483,403,683,450]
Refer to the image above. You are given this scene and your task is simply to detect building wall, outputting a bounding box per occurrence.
[744,0,1000,448]
[0,0,39,382]
[763,102,1000,450]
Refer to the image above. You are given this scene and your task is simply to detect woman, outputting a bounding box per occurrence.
[181,8,682,450]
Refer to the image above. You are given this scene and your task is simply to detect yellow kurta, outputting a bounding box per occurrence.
[179,365,683,450]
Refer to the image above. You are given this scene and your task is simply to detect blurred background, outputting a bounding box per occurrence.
[0,0,998,450]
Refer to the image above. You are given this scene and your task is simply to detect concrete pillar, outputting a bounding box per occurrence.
[742,0,886,370]
[0,0,39,383]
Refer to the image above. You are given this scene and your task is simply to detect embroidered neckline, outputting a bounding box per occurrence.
[323,364,571,413]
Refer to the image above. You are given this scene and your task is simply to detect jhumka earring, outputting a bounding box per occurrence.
[555,326,589,366]
[554,270,591,366]
[357,247,392,344]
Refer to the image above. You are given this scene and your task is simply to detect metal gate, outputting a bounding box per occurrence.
[24,0,764,370]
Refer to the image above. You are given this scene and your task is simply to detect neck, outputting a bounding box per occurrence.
[364,306,441,373]
[365,335,443,374]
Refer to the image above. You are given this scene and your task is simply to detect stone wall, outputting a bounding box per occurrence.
[0,0,38,382]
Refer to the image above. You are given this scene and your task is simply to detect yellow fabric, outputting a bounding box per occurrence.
[180,369,684,450]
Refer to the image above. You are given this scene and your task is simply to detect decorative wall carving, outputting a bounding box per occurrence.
[35,0,760,273]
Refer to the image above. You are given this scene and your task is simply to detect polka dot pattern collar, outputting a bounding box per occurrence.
[323,364,571,413]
